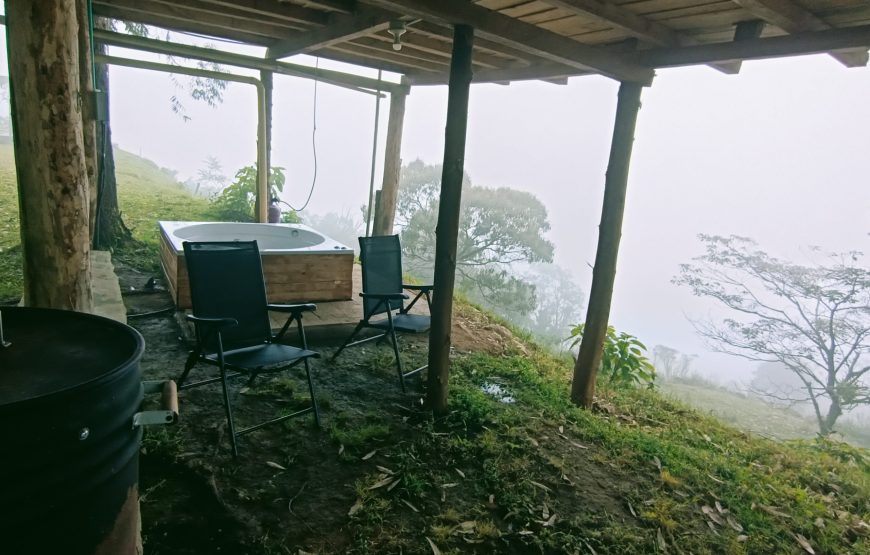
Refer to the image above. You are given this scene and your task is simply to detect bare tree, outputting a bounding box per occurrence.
[675,235,870,435]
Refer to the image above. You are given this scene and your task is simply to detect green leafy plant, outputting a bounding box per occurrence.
[210,164,299,223]
[567,324,656,387]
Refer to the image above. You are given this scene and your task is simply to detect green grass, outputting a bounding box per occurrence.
[343,346,870,554]
[0,143,216,295]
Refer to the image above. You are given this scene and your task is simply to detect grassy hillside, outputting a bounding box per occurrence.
[0,143,213,299]
[662,379,870,449]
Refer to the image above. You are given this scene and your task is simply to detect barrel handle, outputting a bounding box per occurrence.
[133,380,180,427]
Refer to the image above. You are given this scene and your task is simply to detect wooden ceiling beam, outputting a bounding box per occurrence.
[320,46,432,74]
[638,24,870,68]
[92,4,279,45]
[409,20,538,66]
[332,41,449,72]
[189,0,331,25]
[93,0,306,38]
[268,9,392,58]
[288,0,355,14]
[541,0,744,74]
[360,0,654,84]
[543,0,681,47]
[730,0,868,67]
[715,19,766,74]
[406,62,585,85]
[149,0,308,30]
[364,30,520,69]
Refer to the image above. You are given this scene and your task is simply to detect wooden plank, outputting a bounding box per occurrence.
[410,20,542,66]
[186,0,332,25]
[364,30,519,69]
[91,5,280,45]
[267,9,392,58]
[94,0,308,37]
[406,62,585,84]
[637,23,870,67]
[361,0,655,83]
[731,0,869,66]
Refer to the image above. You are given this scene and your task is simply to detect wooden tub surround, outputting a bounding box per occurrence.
[158,221,354,309]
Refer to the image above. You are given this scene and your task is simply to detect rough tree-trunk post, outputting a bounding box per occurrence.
[372,82,409,236]
[427,25,474,417]
[7,0,94,311]
[75,0,99,243]
[256,70,273,222]
[93,18,131,250]
[570,81,644,408]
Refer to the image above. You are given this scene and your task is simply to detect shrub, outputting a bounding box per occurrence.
[567,324,656,387]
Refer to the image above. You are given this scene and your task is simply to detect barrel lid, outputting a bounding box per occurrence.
[0,307,145,407]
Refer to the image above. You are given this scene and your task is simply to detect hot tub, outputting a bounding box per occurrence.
[158,221,354,309]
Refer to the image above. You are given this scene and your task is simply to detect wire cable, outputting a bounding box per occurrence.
[284,57,319,212]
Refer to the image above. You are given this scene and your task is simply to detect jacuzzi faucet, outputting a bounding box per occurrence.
[0,309,10,348]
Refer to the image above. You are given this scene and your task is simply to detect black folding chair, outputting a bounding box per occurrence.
[178,241,320,456]
[331,235,433,392]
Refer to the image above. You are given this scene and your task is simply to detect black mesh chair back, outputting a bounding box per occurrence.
[359,235,404,318]
[332,235,432,393]
[183,241,272,351]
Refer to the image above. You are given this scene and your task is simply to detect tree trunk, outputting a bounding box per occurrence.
[7,0,93,311]
[75,0,99,243]
[372,86,408,237]
[427,25,474,417]
[570,81,644,408]
[92,18,130,250]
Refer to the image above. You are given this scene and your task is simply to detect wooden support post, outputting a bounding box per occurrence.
[6,0,93,311]
[256,69,273,222]
[570,81,644,408]
[427,25,474,417]
[372,84,408,236]
[76,0,99,243]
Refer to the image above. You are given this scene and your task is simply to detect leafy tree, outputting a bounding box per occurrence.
[652,345,697,380]
[675,235,870,435]
[211,164,299,223]
[396,159,554,317]
[517,264,585,347]
[187,156,226,196]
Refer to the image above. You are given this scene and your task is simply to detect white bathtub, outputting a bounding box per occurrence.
[157,221,354,308]
[158,221,352,254]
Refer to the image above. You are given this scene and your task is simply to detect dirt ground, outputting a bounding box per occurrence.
[119,266,565,554]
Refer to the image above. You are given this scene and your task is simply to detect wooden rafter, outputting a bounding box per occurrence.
[268,9,393,58]
[406,62,584,85]
[92,0,309,38]
[409,21,539,67]
[92,4,280,45]
[189,0,331,25]
[540,0,747,74]
[363,29,521,69]
[730,0,869,67]
[360,0,654,83]
[639,24,870,68]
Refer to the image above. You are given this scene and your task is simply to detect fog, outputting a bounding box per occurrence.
[1,29,868,388]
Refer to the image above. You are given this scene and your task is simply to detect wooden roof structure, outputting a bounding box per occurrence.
[92,0,870,86]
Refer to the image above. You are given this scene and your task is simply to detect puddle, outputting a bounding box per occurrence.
[480,381,515,404]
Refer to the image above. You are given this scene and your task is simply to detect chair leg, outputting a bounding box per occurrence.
[303,358,321,427]
[246,372,259,388]
[219,364,240,457]
[331,320,366,361]
[388,327,406,394]
[178,350,198,388]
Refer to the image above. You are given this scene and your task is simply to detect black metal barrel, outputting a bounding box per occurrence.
[0,307,146,555]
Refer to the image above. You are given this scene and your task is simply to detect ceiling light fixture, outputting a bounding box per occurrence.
[388,20,407,51]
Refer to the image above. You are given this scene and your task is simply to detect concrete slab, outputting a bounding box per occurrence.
[90,250,127,324]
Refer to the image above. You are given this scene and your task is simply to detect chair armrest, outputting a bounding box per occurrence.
[268,303,317,315]
[359,292,408,300]
[403,284,433,292]
[186,315,238,329]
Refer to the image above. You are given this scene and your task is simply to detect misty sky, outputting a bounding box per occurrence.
[1,26,868,388]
